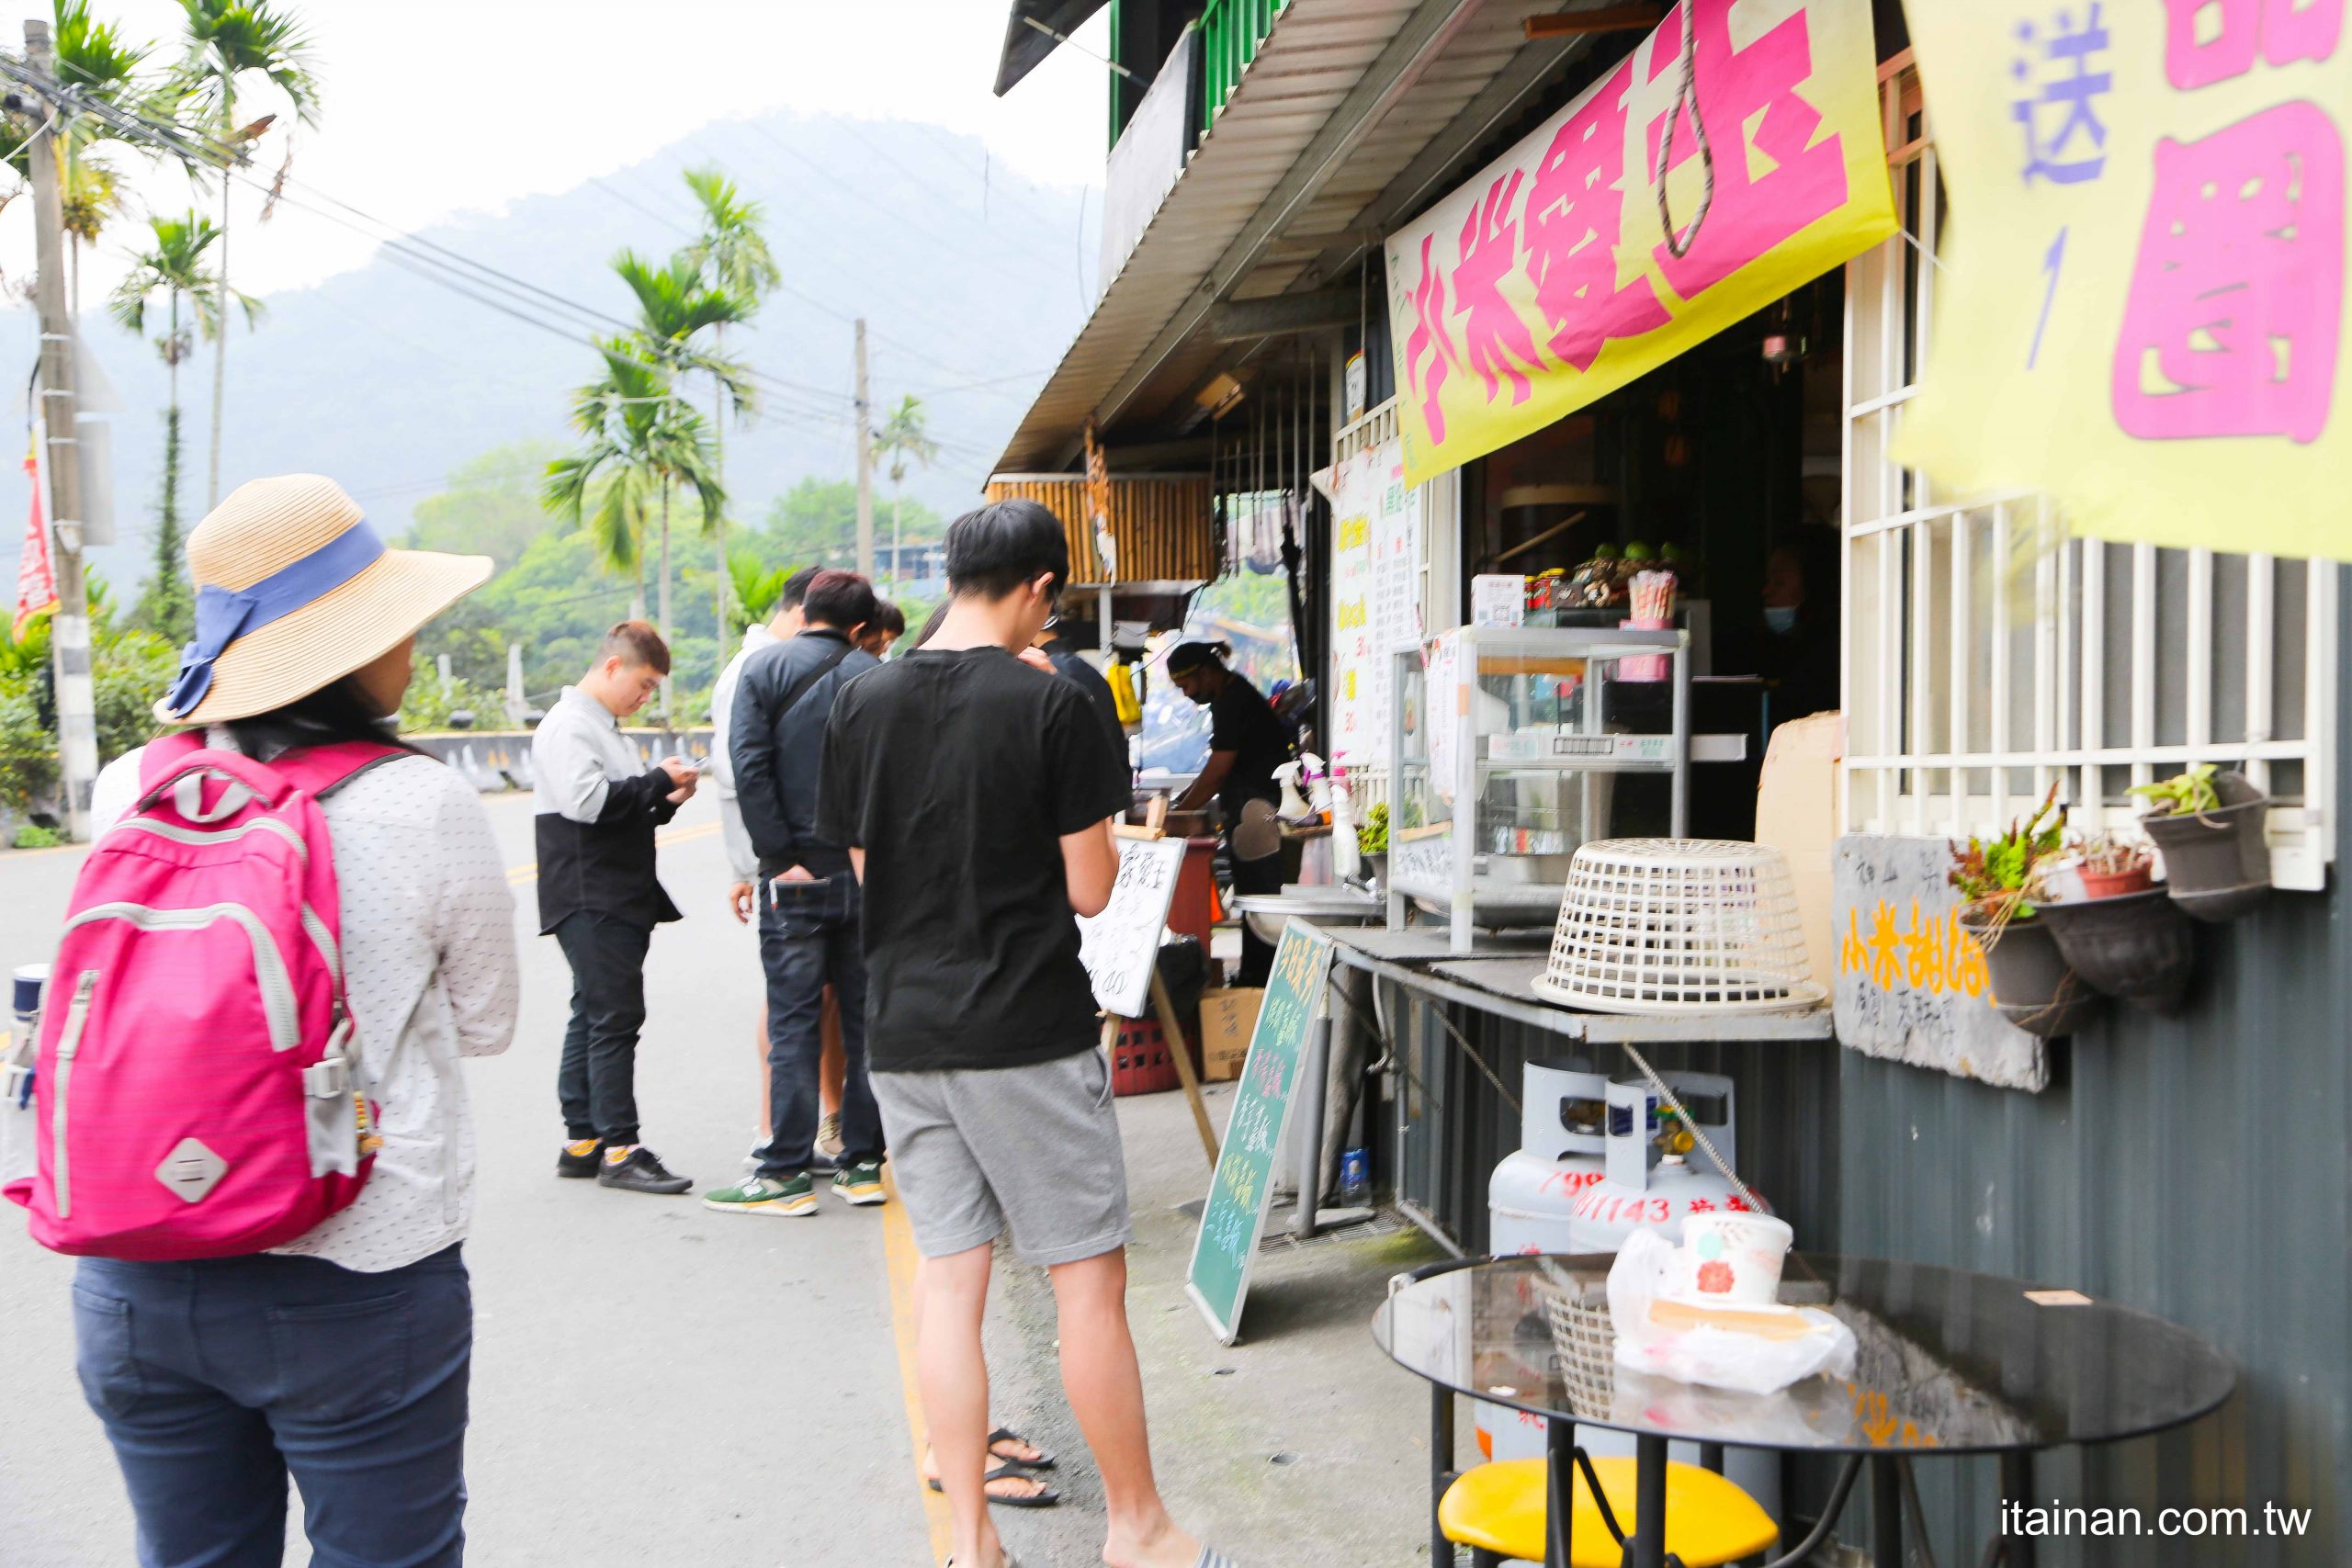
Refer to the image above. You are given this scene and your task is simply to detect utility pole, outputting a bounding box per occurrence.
[854,318,875,578]
[26,20,97,841]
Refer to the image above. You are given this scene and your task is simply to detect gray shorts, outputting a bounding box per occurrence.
[872,1049,1133,1267]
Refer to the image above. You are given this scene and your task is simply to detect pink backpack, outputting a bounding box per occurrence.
[4,732,404,1258]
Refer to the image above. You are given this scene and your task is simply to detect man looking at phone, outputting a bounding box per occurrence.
[536,620,700,1195]
[707,570,889,1218]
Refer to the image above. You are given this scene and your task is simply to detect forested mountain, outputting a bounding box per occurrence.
[2,112,1097,592]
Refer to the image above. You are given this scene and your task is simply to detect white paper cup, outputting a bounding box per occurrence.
[1679,1212,1793,1305]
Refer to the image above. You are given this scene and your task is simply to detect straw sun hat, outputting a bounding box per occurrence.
[157,474,493,726]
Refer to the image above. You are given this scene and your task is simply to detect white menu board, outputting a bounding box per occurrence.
[1329,436,1422,770]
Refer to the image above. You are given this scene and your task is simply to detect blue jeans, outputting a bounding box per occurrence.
[73,1244,471,1568]
[757,872,884,1178]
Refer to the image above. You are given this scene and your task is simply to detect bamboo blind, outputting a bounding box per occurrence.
[983,473,1216,584]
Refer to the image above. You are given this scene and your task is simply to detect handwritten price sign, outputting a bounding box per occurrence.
[1185,923,1334,1345]
[1078,836,1189,1020]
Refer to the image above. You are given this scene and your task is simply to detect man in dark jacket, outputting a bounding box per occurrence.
[706,570,889,1218]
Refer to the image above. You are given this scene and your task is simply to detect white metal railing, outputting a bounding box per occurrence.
[1839,57,2336,889]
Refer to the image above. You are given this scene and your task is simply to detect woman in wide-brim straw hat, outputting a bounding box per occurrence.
[80,474,519,1566]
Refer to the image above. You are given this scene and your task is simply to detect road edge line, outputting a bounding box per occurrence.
[881,1165,954,1564]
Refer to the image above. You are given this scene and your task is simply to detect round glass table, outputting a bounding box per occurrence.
[1374,1253,2235,1568]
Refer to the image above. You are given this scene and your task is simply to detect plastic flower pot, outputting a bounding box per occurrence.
[2075,863,2155,900]
[2141,769,2271,922]
[1957,906,2103,1038]
[2036,888,2195,1015]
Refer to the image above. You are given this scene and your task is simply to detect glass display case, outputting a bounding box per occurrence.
[1387,626,1690,952]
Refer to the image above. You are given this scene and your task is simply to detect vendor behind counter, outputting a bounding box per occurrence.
[1167,639,1291,987]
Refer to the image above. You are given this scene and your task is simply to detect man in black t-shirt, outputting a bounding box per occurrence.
[1169,641,1293,986]
[819,501,1224,1568]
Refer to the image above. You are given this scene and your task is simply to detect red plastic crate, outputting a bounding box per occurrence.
[1110,1016,1198,1097]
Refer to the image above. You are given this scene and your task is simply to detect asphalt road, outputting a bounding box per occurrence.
[0,790,937,1567]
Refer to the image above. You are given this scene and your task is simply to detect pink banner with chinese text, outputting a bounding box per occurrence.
[1897,1,2352,559]
[1383,0,1894,488]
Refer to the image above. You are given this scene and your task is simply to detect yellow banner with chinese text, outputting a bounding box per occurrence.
[1896,2,2352,559]
[1383,0,1895,488]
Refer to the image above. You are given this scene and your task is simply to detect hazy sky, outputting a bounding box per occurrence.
[1,0,1111,302]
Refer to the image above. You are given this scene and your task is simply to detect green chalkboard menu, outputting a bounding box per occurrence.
[1185,922,1335,1346]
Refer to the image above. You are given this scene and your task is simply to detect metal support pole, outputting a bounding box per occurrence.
[1292,1011,1330,1238]
[1624,1433,1669,1568]
[1430,1382,1455,1568]
[1999,1450,2038,1568]
[1871,1453,1904,1568]
[1544,1416,1575,1568]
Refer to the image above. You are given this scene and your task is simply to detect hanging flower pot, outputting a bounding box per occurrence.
[1958,906,2103,1038]
[2036,888,2196,1014]
[2135,768,2271,923]
[2076,863,2155,899]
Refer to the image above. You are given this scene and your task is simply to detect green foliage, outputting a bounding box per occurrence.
[13,823,63,850]
[1356,800,1388,855]
[110,212,260,346]
[407,442,557,569]
[397,663,490,734]
[1196,570,1293,635]
[175,0,323,128]
[1949,784,2066,919]
[728,554,791,633]
[131,406,194,645]
[94,627,175,763]
[2131,762,2222,818]
[0,677,60,814]
[679,167,782,303]
[761,477,940,569]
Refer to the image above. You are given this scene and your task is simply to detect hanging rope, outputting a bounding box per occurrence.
[1652,3,1716,263]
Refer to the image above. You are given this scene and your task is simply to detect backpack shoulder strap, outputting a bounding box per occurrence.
[135,730,206,792]
[269,741,413,802]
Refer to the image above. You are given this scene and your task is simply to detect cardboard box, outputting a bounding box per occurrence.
[1198,987,1264,1081]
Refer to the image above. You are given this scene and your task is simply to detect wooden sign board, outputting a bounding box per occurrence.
[1078,835,1188,1021]
[1185,923,1334,1346]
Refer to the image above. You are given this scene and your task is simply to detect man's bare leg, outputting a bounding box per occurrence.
[1046,1248,1201,1568]
[922,1245,1007,1568]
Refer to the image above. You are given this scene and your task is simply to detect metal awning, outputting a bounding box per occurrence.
[995,0,1613,473]
[993,1,1115,96]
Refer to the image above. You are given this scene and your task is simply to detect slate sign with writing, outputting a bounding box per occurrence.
[1078,836,1189,1021]
[1185,922,1334,1346]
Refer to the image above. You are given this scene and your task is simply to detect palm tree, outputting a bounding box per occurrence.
[110,211,255,644]
[871,395,940,590]
[611,248,751,662]
[545,338,726,702]
[175,0,322,510]
[53,0,150,315]
[679,165,779,628]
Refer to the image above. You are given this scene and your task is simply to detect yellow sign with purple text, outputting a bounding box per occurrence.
[1383,0,1894,487]
[1897,2,2352,560]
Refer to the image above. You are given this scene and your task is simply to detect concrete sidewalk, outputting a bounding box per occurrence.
[980,1077,1447,1568]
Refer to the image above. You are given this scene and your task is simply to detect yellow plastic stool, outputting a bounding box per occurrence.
[1438,1455,1780,1567]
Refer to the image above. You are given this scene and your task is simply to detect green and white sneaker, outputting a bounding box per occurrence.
[703,1173,816,1216]
[832,1162,888,1207]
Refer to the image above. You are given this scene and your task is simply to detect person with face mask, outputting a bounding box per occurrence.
[1754,537,1838,735]
[1165,640,1292,987]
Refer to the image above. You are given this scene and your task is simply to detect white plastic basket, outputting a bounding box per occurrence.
[1534,838,1826,1014]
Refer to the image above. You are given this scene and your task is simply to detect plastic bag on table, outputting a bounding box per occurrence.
[1608,1227,1857,1395]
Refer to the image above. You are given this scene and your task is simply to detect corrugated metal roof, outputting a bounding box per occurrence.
[995,0,1584,474]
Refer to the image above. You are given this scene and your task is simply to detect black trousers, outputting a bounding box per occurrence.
[554,911,653,1145]
[1232,846,1285,987]
[755,873,884,1178]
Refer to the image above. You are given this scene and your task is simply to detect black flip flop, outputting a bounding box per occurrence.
[925,1465,1061,1509]
[988,1426,1057,1472]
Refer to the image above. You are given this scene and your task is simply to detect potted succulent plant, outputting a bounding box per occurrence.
[2132,763,2272,921]
[1949,785,2101,1037]
[2038,831,2195,1014]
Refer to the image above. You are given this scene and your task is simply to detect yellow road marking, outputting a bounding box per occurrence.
[880,1166,954,1564]
[503,819,719,884]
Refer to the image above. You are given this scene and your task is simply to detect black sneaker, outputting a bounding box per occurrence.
[596,1145,694,1195]
[556,1139,604,1179]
